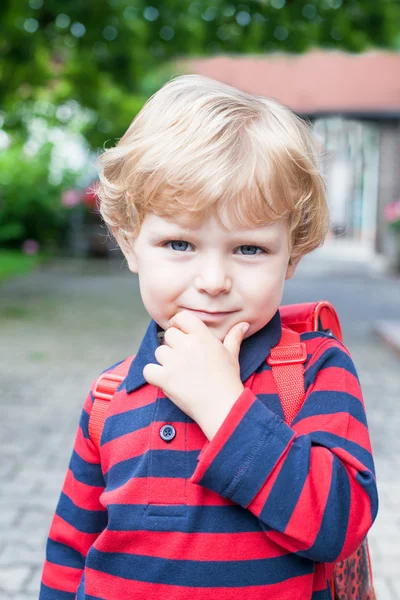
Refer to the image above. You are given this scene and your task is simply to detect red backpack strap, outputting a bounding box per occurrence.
[89,356,134,452]
[267,327,307,425]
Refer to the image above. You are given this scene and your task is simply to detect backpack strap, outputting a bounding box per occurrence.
[268,326,337,589]
[89,356,134,452]
[267,326,307,425]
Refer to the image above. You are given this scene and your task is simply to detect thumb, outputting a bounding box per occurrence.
[223,322,249,359]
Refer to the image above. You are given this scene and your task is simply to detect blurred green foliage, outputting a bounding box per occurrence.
[1,0,400,146]
[0,141,76,247]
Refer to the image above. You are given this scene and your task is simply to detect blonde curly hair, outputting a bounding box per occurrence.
[96,74,328,262]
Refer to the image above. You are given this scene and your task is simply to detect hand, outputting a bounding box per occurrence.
[143,310,249,440]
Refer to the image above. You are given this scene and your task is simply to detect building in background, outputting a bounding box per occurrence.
[185,51,400,263]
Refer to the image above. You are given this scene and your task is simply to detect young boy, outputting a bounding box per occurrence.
[40,75,378,599]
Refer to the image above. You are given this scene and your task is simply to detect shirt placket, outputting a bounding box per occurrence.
[146,389,188,516]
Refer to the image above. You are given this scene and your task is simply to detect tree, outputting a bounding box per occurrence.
[1,0,400,146]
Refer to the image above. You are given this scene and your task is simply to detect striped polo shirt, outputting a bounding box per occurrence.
[40,311,378,599]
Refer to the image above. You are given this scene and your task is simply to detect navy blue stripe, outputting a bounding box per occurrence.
[87,548,313,587]
[39,583,75,599]
[102,403,156,444]
[311,590,331,600]
[56,492,108,534]
[260,435,310,530]
[300,331,332,341]
[108,503,264,533]
[76,573,86,600]
[102,398,194,445]
[300,457,350,562]
[104,450,199,489]
[46,538,85,569]
[257,392,285,420]
[357,470,379,522]
[292,391,367,427]
[305,347,358,392]
[80,408,90,439]
[256,360,272,373]
[198,401,293,507]
[308,431,375,476]
[70,450,105,487]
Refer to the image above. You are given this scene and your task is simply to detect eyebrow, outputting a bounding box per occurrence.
[151,225,281,243]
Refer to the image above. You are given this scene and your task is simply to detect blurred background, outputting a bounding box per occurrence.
[1,1,400,599]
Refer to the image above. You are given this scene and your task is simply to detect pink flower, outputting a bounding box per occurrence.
[22,239,39,255]
[385,199,400,224]
[61,189,82,208]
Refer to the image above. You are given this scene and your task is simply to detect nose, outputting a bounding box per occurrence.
[194,256,232,295]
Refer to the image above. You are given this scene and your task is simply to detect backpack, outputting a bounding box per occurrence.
[88,301,375,600]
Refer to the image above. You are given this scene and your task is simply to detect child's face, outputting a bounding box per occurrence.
[126,212,297,341]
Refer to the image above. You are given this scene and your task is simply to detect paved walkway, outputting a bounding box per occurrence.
[0,253,399,599]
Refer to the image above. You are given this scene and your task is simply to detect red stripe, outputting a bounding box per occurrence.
[74,427,100,464]
[251,369,278,395]
[267,449,333,553]
[314,562,329,591]
[310,365,363,400]
[293,414,371,452]
[94,530,289,560]
[50,513,100,556]
[101,476,234,506]
[191,388,256,483]
[339,469,374,561]
[101,425,151,472]
[41,559,82,593]
[106,385,158,417]
[63,469,105,511]
[331,446,373,474]
[85,567,313,600]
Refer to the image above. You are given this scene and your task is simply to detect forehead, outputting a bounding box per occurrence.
[140,211,286,237]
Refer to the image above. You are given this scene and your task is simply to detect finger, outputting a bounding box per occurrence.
[143,362,164,387]
[154,344,172,365]
[223,322,249,359]
[169,309,208,335]
[163,326,186,348]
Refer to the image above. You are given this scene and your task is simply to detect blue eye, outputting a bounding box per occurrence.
[166,240,192,252]
[237,245,263,255]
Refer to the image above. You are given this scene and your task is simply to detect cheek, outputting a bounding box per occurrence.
[241,267,285,301]
[137,258,185,304]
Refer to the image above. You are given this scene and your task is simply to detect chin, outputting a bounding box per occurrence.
[204,323,230,341]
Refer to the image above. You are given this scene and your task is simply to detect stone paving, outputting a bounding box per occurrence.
[0,253,399,599]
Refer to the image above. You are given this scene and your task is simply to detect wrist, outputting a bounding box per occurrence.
[198,382,245,441]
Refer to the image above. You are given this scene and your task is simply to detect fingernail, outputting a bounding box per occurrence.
[241,323,249,333]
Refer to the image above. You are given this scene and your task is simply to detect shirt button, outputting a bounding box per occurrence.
[160,424,176,443]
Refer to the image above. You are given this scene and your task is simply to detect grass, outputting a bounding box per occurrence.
[0,249,45,283]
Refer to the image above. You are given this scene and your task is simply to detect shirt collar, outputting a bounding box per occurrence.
[125,310,282,394]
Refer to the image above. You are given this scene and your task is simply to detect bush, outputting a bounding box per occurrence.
[0,140,77,250]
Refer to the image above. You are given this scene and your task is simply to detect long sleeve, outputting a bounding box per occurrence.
[190,336,378,564]
[40,383,107,599]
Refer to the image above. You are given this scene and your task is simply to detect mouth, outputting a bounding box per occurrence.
[184,309,237,320]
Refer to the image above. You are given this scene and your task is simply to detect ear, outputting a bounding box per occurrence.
[115,232,138,274]
[285,256,300,280]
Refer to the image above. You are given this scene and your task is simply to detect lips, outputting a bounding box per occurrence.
[185,309,236,319]
[186,309,235,314]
